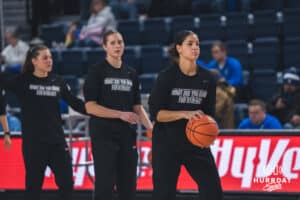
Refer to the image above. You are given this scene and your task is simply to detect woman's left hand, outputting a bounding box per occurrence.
[4,134,12,151]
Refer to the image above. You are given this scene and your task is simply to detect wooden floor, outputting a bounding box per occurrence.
[0,190,299,200]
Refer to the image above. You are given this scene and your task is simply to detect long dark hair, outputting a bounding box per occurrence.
[102,30,121,46]
[22,45,49,74]
[168,30,196,64]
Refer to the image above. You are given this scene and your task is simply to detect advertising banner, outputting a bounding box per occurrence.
[0,136,299,192]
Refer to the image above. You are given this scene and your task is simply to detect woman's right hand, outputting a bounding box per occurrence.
[182,110,204,120]
[119,112,139,124]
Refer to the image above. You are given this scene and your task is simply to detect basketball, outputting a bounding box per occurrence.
[185,115,219,148]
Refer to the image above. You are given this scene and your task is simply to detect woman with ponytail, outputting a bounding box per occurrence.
[0,44,86,200]
[149,30,223,200]
[83,30,153,200]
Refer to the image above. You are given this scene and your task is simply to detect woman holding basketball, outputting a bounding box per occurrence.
[83,30,153,200]
[149,30,223,200]
[0,44,86,200]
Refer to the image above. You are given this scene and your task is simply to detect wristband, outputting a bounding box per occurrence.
[4,131,10,136]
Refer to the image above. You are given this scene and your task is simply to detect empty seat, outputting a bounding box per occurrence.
[140,45,164,74]
[123,47,140,74]
[142,18,170,45]
[85,48,106,67]
[40,24,65,46]
[234,103,248,128]
[255,0,283,11]
[225,13,249,41]
[250,38,279,70]
[118,20,141,45]
[284,37,300,68]
[170,16,195,39]
[227,40,250,70]
[250,69,278,101]
[196,14,223,41]
[284,8,300,38]
[5,90,20,110]
[74,38,100,48]
[285,0,300,9]
[192,0,214,15]
[139,74,157,94]
[60,49,85,77]
[251,10,280,39]
[199,40,213,63]
[50,49,61,74]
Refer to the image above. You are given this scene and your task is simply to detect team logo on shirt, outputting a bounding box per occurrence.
[29,84,60,97]
[171,88,208,104]
[104,78,133,92]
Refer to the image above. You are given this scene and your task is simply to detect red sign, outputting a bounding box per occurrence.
[0,136,300,192]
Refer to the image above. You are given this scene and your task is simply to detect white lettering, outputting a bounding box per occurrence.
[211,139,233,177]
[231,147,257,188]
[282,148,300,179]
[256,140,289,177]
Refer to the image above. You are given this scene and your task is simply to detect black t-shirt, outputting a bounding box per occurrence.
[0,72,86,143]
[149,65,216,149]
[83,59,141,139]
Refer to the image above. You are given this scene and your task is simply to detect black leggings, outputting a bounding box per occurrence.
[152,140,223,200]
[91,135,138,200]
[22,140,73,200]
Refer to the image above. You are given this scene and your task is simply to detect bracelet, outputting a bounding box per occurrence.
[4,131,10,136]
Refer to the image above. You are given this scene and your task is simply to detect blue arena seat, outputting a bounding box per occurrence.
[139,74,157,94]
[284,37,300,68]
[118,20,141,45]
[284,8,300,38]
[40,24,65,46]
[250,38,279,70]
[60,49,85,77]
[199,40,213,63]
[227,40,250,70]
[250,69,278,101]
[85,48,106,68]
[140,45,164,74]
[5,91,20,110]
[285,0,300,9]
[255,0,283,11]
[50,49,61,74]
[123,47,141,74]
[196,14,223,41]
[251,10,280,40]
[192,0,214,15]
[142,18,169,45]
[170,16,195,39]
[225,13,249,41]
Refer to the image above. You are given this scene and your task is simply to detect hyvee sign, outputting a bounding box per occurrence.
[0,136,299,192]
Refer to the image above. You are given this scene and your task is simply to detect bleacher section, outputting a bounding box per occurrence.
[43,10,298,78]
[4,8,297,127]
